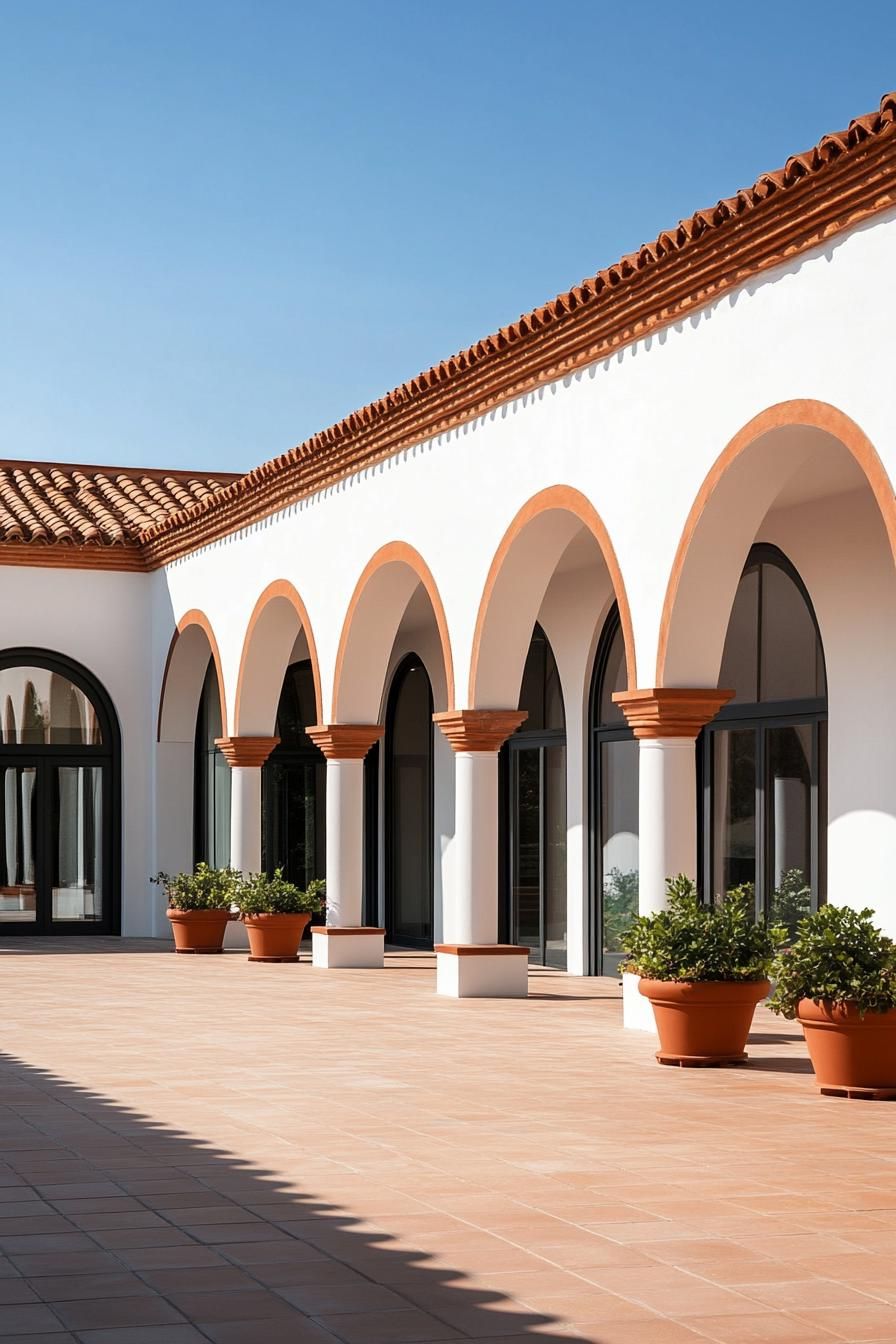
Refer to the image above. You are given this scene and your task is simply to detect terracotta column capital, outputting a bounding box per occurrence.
[306,724,384,759]
[612,688,734,739]
[433,709,527,753]
[214,736,280,767]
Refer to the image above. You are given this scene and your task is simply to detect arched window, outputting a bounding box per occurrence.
[503,624,567,968]
[590,607,638,975]
[194,660,230,868]
[262,660,326,890]
[702,545,827,933]
[0,650,119,934]
[385,654,434,949]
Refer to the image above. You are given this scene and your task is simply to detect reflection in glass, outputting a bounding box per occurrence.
[766,725,812,935]
[53,766,102,921]
[0,766,37,921]
[263,660,326,890]
[386,657,433,947]
[712,729,756,897]
[511,748,541,956]
[544,746,567,968]
[600,739,639,962]
[0,668,102,744]
[194,661,230,867]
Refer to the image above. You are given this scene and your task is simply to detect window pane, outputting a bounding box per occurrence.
[712,729,756,898]
[760,563,824,701]
[598,622,627,726]
[0,766,37,922]
[766,724,813,935]
[388,660,433,945]
[517,626,565,734]
[544,745,567,970]
[718,565,759,703]
[53,766,103,922]
[600,738,639,967]
[0,667,102,744]
[511,748,541,956]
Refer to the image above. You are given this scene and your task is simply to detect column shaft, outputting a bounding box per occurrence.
[324,757,364,928]
[230,766,263,876]
[638,738,698,914]
[450,750,499,944]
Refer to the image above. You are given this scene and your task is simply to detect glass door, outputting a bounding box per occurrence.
[0,765,37,925]
[0,761,106,932]
[507,740,567,969]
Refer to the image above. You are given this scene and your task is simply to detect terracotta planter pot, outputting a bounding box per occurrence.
[798,999,896,1099]
[243,913,311,962]
[167,907,231,954]
[639,978,770,1066]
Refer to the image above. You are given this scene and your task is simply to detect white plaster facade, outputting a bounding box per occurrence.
[2,193,896,978]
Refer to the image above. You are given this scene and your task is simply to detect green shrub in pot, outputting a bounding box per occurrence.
[236,870,325,917]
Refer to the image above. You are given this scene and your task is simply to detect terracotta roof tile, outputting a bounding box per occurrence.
[0,462,238,557]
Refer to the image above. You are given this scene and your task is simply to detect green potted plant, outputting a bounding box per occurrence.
[623,875,786,1066]
[236,870,325,962]
[768,904,896,1099]
[154,864,242,953]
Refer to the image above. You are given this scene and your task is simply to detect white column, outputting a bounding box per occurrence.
[637,738,698,914]
[613,688,733,1032]
[434,710,529,998]
[230,766,262,875]
[215,736,280,950]
[450,749,500,944]
[324,756,364,927]
[306,725,385,968]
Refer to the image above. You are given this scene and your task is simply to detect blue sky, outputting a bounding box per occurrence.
[2,2,894,474]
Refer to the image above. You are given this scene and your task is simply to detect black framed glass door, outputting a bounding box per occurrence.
[506,737,567,968]
[0,651,118,936]
[0,757,109,932]
[385,655,434,949]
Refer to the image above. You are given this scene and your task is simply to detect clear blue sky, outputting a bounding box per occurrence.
[2,2,894,475]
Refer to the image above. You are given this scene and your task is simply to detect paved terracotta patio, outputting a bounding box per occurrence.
[0,942,894,1344]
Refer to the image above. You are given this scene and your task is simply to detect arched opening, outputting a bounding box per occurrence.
[502,625,567,967]
[0,650,120,934]
[658,403,896,935]
[384,654,434,949]
[262,659,326,890]
[590,606,639,975]
[701,546,826,933]
[156,611,227,895]
[334,544,452,946]
[194,659,231,868]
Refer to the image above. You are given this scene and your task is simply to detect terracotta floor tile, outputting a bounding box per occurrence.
[789,1305,896,1340]
[1,947,895,1344]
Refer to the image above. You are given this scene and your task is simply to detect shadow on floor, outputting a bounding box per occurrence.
[0,1047,594,1342]
[745,1055,816,1075]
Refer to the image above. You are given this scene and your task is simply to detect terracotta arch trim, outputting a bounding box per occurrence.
[234,579,323,732]
[655,400,896,685]
[157,608,228,742]
[331,541,455,717]
[467,485,636,705]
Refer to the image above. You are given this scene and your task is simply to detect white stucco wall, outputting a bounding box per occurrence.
[0,566,154,935]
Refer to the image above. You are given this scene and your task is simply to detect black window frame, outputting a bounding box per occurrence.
[699,544,827,920]
[384,652,434,950]
[0,648,120,936]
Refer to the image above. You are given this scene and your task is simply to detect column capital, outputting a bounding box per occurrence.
[612,688,734,739]
[215,736,280,767]
[306,724,384,759]
[433,709,527,752]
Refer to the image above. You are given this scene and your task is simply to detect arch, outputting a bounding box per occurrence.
[157,608,227,742]
[468,485,636,708]
[657,400,896,685]
[234,580,322,736]
[332,541,455,722]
